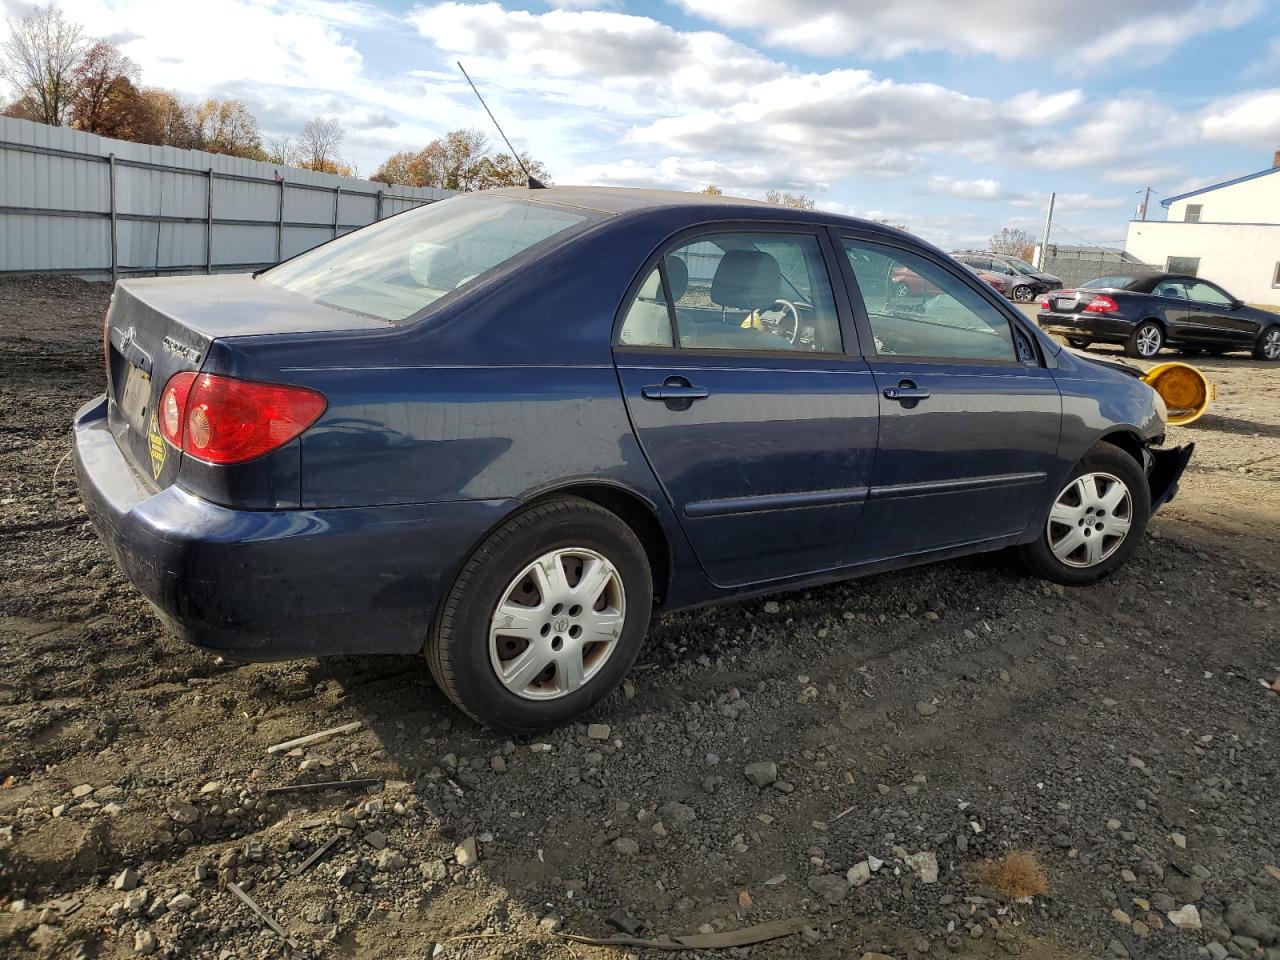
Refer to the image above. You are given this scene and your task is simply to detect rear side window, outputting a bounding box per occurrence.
[842,239,1016,362]
[619,232,842,353]
[263,196,590,323]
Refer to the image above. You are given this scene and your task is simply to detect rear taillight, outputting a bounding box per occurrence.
[1039,295,1051,310]
[1083,295,1118,314]
[157,372,326,465]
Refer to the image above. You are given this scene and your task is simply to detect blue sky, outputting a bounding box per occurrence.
[8,0,1280,249]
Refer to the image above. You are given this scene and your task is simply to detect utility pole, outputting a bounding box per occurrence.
[1138,186,1153,221]
[1038,191,1055,270]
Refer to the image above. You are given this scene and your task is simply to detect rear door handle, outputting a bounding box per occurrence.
[882,381,931,402]
[642,382,709,401]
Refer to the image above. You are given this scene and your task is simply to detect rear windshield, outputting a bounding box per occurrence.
[1081,276,1139,289]
[262,195,591,322]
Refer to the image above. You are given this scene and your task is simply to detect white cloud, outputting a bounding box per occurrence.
[410,2,782,110]
[669,0,1262,68]
[925,177,1010,201]
[1003,89,1085,126]
[1199,88,1280,145]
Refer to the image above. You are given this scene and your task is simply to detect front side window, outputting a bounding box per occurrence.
[263,196,591,323]
[1183,281,1232,305]
[842,239,1016,362]
[649,232,842,353]
[1166,256,1200,276]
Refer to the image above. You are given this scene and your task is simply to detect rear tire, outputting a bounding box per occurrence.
[1019,444,1150,586]
[1066,337,1092,349]
[1255,325,1280,361]
[1124,320,1163,359]
[426,497,652,731]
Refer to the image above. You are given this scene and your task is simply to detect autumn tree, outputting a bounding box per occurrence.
[135,88,197,148]
[0,3,88,125]
[69,42,141,137]
[193,98,263,158]
[990,226,1036,261]
[765,189,816,210]
[699,184,723,195]
[373,128,549,190]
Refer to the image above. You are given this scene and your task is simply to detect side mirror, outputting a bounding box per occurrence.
[1230,298,1243,310]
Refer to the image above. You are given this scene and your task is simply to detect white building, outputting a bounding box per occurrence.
[1124,154,1280,306]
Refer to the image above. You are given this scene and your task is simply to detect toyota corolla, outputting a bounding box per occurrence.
[74,187,1192,730]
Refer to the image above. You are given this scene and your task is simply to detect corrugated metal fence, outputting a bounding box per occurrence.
[0,117,454,279]
[1040,243,1159,289]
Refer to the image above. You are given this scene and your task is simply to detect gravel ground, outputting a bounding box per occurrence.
[1,275,1277,960]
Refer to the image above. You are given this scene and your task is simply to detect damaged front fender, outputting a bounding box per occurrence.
[1147,443,1194,514]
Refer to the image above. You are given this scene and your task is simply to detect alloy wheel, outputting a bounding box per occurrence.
[488,547,626,700]
[1014,285,1033,302]
[1136,324,1162,357]
[1263,328,1280,360]
[1047,472,1133,568]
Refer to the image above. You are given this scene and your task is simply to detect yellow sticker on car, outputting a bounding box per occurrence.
[148,413,167,480]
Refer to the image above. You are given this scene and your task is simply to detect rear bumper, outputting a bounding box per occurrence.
[73,395,513,660]
[1038,313,1134,342]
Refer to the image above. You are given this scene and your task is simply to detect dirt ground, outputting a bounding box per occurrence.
[1,274,1277,960]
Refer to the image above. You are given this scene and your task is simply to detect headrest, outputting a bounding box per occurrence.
[665,255,688,301]
[408,242,467,291]
[711,249,780,310]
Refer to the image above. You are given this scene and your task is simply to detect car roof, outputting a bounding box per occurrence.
[478,184,905,235]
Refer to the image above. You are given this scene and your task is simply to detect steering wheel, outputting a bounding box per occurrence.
[768,298,800,344]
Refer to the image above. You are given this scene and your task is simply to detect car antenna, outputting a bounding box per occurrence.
[456,61,545,189]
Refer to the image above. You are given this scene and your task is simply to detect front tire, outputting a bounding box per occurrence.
[426,497,652,731]
[1125,320,1164,359]
[1255,325,1280,361]
[1019,444,1151,586]
[1066,337,1092,349]
[1013,285,1033,303]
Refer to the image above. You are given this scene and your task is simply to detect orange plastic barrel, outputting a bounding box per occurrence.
[1142,361,1214,426]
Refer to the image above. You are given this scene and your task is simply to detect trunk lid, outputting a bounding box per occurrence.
[104,274,388,489]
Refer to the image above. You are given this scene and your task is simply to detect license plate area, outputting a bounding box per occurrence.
[1055,297,1076,310]
[120,364,152,434]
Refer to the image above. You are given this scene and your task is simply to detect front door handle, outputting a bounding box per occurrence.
[882,380,931,402]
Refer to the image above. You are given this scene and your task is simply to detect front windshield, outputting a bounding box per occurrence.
[263,195,591,322]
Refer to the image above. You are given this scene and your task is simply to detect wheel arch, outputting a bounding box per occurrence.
[523,481,673,607]
[1095,428,1145,466]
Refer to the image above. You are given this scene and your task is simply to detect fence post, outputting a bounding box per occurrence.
[375,189,383,222]
[332,186,341,239]
[205,168,214,275]
[108,153,118,282]
[276,178,285,263]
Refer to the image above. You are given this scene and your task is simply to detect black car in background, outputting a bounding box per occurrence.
[1038,274,1280,361]
[954,252,1062,303]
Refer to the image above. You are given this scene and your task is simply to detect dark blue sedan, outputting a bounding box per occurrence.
[74,187,1192,729]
